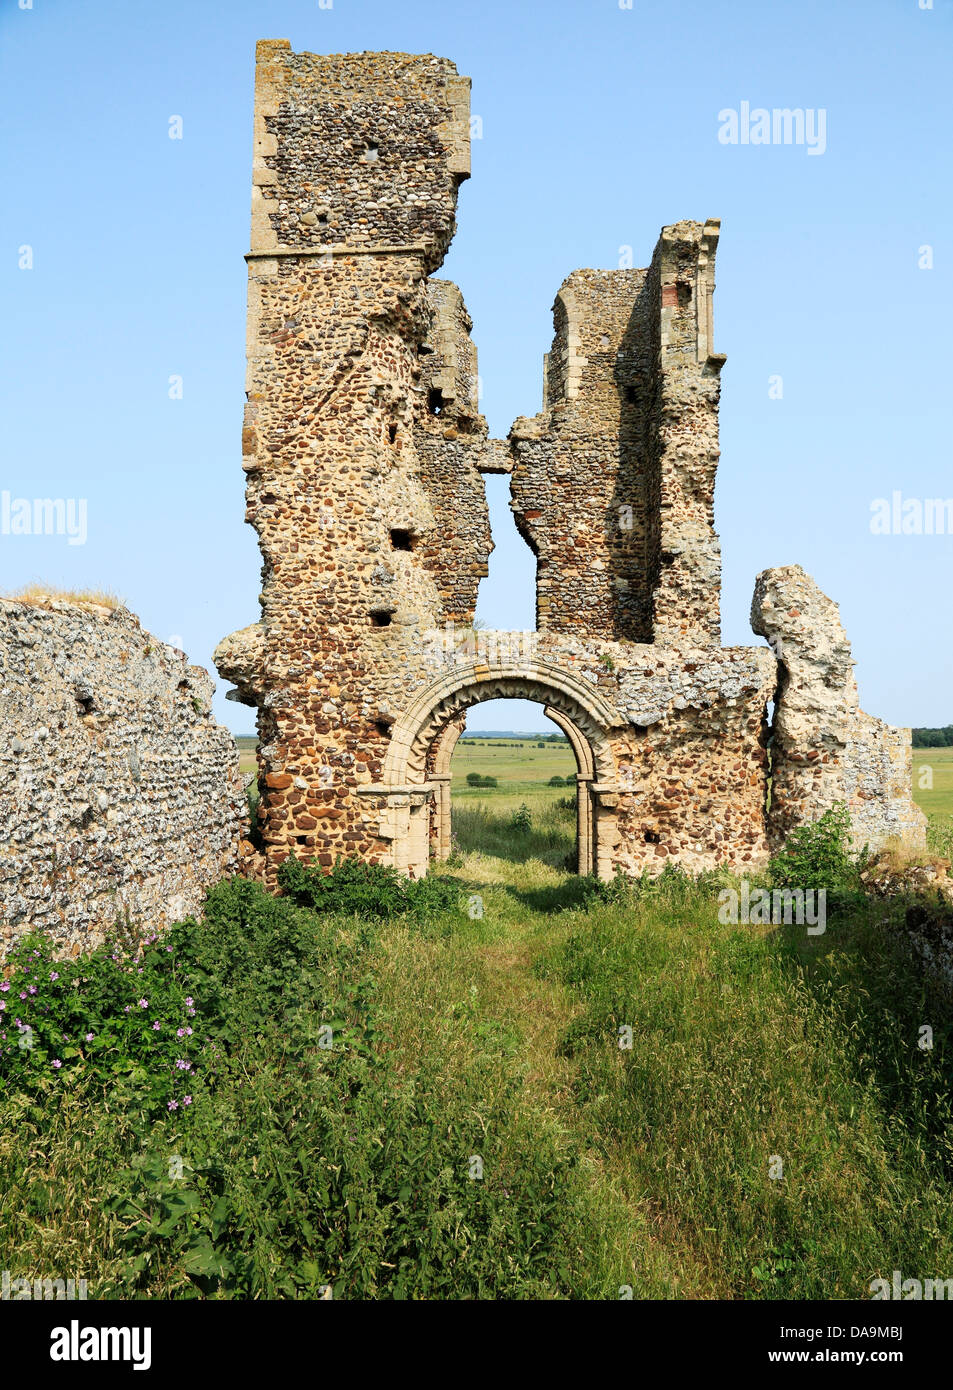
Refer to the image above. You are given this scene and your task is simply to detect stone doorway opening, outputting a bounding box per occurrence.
[430,698,594,875]
[375,663,618,881]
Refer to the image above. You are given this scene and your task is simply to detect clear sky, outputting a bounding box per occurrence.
[1,0,950,736]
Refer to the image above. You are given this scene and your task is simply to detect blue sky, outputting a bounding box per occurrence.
[1,0,950,735]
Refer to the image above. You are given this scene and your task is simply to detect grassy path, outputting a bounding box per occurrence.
[373,836,953,1299]
[3,809,951,1299]
[373,850,677,1296]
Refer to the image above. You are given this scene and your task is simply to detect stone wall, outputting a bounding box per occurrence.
[218,42,925,884]
[751,565,927,852]
[415,279,498,623]
[510,268,654,641]
[0,596,245,955]
[509,220,723,647]
[218,41,480,875]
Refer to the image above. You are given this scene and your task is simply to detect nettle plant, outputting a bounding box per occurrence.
[0,931,206,1115]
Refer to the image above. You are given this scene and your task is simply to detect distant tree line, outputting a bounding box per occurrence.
[912,726,953,747]
[459,732,569,743]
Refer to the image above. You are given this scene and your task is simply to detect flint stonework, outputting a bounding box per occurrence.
[217,41,925,883]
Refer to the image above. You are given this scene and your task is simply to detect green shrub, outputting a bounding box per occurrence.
[278,853,459,920]
[2,876,597,1299]
[0,931,204,1115]
[0,878,352,1117]
[511,805,532,833]
[548,776,565,787]
[768,802,864,898]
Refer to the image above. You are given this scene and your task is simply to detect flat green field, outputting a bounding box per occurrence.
[451,737,576,816]
[235,734,257,776]
[235,733,953,833]
[912,745,953,818]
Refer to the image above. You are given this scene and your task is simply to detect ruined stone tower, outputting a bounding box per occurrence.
[216,41,925,882]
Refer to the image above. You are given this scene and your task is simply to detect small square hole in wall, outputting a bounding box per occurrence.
[644,829,661,844]
[427,387,444,416]
[370,610,392,627]
[374,720,391,737]
[390,528,413,551]
[363,141,379,162]
[388,424,398,444]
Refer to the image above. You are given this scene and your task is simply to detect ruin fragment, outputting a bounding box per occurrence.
[217,41,925,881]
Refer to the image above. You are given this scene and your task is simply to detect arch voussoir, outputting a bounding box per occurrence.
[383,661,617,790]
[376,661,618,880]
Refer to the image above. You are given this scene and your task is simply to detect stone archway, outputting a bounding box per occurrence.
[427,711,467,863]
[543,705,596,876]
[376,661,619,879]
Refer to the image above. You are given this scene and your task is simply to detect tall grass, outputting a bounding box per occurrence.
[927,813,953,861]
[2,817,951,1299]
[534,881,953,1297]
[2,583,123,610]
[452,799,575,868]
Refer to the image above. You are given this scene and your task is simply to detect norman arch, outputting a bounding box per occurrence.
[376,662,620,880]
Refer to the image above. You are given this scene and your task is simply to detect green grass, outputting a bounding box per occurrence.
[912,745,953,819]
[451,737,576,818]
[36,733,938,1299]
[452,798,576,869]
[452,736,575,783]
[2,805,952,1299]
[235,735,257,777]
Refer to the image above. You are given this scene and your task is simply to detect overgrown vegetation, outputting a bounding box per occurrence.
[2,810,951,1299]
[2,583,123,611]
[766,801,867,912]
[278,854,459,921]
[452,798,575,866]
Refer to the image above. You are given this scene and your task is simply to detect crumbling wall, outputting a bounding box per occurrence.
[414,279,498,622]
[508,220,723,647]
[510,268,654,640]
[218,41,481,877]
[751,565,926,852]
[610,643,775,873]
[0,597,245,954]
[219,42,925,884]
[251,44,469,268]
[645,220,723,647]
